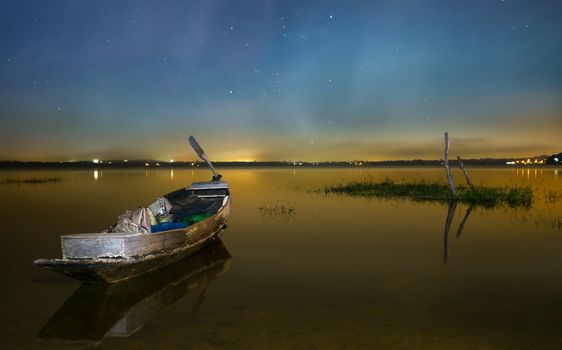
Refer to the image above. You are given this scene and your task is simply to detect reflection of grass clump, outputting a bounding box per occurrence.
[257,198,296,221]
[0,177,63,185]
[322,178,533,208]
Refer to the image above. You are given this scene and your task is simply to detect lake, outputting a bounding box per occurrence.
[0,167,561,349]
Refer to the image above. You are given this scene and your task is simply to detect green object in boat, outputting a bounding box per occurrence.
[181,213,212,225]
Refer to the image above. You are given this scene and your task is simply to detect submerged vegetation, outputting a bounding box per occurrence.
[322,178,533,208]
[0,177,63,185]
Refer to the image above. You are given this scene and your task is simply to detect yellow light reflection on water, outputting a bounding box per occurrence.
[93,170,98,180]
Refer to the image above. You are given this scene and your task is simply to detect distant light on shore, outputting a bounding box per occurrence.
[509,158,546,165]
[92,159,99,164]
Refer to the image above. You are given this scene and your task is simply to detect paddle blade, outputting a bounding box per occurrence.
[188,135,207,160]
[188,135,221,181]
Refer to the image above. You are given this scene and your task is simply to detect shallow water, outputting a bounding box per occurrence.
[0,167,561,349]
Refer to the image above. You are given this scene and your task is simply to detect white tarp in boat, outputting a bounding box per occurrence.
[111,207,152,234]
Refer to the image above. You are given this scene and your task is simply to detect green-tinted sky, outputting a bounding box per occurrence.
[1,0,560,161]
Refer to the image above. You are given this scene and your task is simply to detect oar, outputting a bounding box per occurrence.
[188,135,222,181]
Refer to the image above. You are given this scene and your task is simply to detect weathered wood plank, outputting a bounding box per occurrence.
[444,132,457,198]
[124,230,186,257]
[62,236,125,259]
[456,155,475,190]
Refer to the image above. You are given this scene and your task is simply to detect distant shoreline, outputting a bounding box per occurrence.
[0,159,559,170]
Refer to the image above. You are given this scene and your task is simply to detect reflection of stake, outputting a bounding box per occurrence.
[456,203,475,238]
[444,132,457,198]
[443,201,458,264]
[192,280,211,318]
[457,156,474,190]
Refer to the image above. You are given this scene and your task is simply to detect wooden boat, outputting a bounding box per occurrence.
[38,239,231,345]
[34,136,231,283]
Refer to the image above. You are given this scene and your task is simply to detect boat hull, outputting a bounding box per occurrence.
[35,196,230,283]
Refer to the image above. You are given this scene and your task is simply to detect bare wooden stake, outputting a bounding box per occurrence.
[444,132,456,198]
[456,156,474,190]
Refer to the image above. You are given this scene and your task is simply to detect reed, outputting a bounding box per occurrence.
[322,178,533,208]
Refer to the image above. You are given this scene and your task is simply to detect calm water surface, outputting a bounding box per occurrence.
[0,167,561,349]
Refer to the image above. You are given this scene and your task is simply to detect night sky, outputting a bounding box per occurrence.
[1,0,560,161]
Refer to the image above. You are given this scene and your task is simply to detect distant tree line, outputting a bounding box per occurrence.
[1,152,560,169]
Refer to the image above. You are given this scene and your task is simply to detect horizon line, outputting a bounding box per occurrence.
[0,154,558,164]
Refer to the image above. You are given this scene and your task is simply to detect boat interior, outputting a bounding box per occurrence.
[166,181,229,219]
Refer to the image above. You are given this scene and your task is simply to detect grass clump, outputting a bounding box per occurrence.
[257,201,296,216]
[257,198,296,222]
[0,177,63,185]
[322,178,533,208]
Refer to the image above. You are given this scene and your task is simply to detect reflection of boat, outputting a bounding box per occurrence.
[38,240,231,345]
[34,136,231,283]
